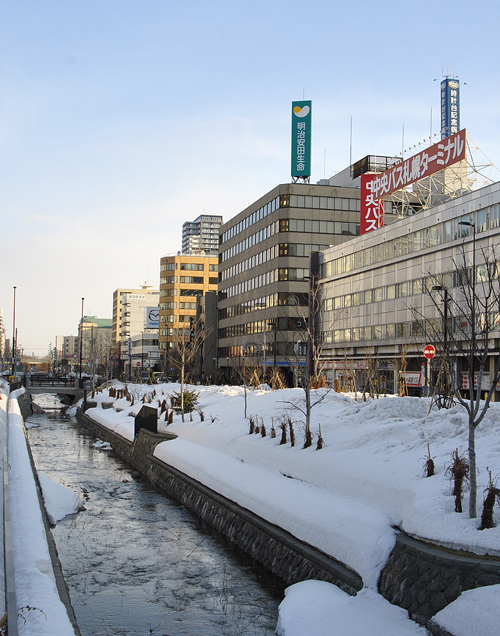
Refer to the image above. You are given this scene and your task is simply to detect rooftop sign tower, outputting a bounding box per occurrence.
[291,100,312,183]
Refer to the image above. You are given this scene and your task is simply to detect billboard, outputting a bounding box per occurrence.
[360,129,466,235]
[146,307,160,329]
[441,78,460,139]
[360,173,385,234]
[291,101,311,178]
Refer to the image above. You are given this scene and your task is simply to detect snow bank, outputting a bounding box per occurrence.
[276,580,427,636]
[433,584,500,636]
[154,438,395,587]
[37,472,83,525]
[7,397,76,635]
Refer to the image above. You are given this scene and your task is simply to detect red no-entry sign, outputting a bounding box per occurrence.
[424,345,436,360]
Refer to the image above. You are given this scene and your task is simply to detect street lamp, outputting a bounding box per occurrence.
[432,285,451,402]
[79,298,84,388]
[458,221,476,398]
[11,286,16,378]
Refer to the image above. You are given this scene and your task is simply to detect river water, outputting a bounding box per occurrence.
[26,398,283,636]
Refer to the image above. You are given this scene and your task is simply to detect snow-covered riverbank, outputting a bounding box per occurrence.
[68,381,500,636]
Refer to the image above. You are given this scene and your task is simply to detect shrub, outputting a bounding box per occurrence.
[171,389,199,413]
[445,449,469,513]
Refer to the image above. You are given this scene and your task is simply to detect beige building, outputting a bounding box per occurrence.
[159,253,218,358]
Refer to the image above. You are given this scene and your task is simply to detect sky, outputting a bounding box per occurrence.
[1,0,500,356]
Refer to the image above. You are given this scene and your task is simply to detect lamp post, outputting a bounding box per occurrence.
[432,285,451,401]
[79,298,84,388]
[459,221,476,398]
[11,286,16,378]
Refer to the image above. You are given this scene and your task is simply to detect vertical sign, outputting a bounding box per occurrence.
[441,78,460,139]
[291,101,312,178]
[360,173,384,235]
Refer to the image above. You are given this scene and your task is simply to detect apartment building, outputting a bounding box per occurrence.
[159,254,218,366]
[182,215,223,255]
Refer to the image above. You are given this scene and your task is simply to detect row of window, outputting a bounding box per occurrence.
[322,261,500,312]
[160,329,192,337]
[219,316,306,339]
[161,262,218,272]
[279,218,359,236]
[160,276,218,285]
[322,205,500,278]
[161,288,205,297]
[160,315,194,324]
[221,197,280,244]
[220,245,279,282]
[221,267,309,301]
[219,243,328,284]
[220,194,361,245]
[160,302,197,310]
[326,312,500,345]
[221,217,359,264]
[218,292,308,321]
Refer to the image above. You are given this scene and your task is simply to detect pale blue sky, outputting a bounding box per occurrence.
[1,0,499,354]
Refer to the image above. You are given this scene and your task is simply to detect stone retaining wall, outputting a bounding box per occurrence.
[17,390,33,421]
[76,409,363,594]
[379,531,500,624]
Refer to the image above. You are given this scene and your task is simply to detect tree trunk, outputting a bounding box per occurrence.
[181,353,185,423]
[468,418,477,518]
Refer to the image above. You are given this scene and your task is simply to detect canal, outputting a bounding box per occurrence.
[26,396,283,636]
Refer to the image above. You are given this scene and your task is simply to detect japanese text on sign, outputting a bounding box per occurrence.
[360,173,384,234]
[369,129,466,201]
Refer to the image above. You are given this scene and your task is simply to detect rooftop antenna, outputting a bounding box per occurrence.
[402,125,404,159]
[324,147,326,179]
[349,117,353,168]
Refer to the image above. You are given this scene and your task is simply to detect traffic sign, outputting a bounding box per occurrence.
[423,345,436,360]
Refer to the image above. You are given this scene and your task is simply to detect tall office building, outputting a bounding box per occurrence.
[182,215,222,255]
[216,181,378,382]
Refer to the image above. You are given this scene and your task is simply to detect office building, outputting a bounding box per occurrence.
[216,180,399,381]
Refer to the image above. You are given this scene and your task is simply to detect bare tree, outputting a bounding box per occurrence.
[166,318,212,422]
[427,245,500,518]
[279,281,341,447]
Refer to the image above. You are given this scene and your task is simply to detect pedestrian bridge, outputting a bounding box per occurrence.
[25,377,88,397]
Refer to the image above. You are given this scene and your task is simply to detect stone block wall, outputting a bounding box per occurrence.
[379,532,500,624]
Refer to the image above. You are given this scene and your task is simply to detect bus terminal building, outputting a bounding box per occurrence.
[317,179,500,396]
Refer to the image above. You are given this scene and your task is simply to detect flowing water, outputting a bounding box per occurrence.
[26,398,283,636]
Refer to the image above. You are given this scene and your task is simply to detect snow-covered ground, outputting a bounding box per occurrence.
[67,381,500,636]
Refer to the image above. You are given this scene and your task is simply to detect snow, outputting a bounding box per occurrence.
[37,472,83,525]
[48,382,500,634]
[7,395,77,635]
[433,584,500,636]
[276,581,427,636]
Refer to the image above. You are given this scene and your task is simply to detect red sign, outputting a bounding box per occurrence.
[370,129,466,200]
[360,173,384,234]
[423,345,436,360]
[360,129,466,235]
